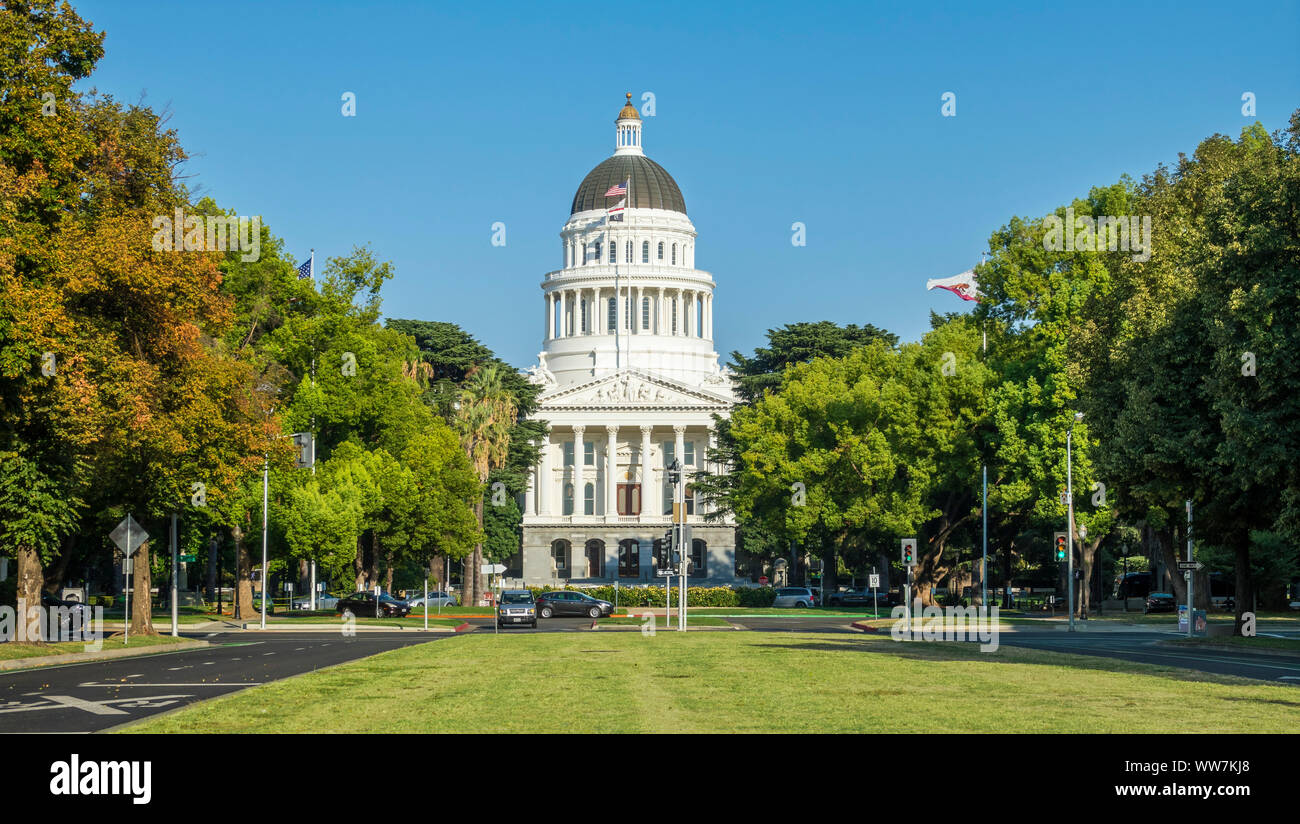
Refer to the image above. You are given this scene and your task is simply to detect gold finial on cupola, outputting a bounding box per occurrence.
[618,92,640,121]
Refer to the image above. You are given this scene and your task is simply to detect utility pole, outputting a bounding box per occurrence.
[1066,412,1083,632]
[1186,499,1194,638]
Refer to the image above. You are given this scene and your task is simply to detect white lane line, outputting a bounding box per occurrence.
[78,681,261,688]
[263,652,275,656]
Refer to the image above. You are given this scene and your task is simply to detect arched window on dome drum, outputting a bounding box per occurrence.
[672,244,677,265]
[641,297,650,330]
[625,240,632,263]
[594,241,601,262]
[657,242,664,261]
[580,298,587,333]
[608,298,616,332]
[671,299,678,334]
[642,241,649,263]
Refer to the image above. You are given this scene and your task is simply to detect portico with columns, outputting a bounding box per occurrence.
[521,94,737,586]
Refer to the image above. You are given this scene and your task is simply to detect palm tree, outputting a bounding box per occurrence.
[453,364,516,605]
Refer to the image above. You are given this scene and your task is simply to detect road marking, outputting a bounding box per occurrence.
[166,666,191,671]
[39,694,129,715]
[263,652,275,656]
[0,694,193,715]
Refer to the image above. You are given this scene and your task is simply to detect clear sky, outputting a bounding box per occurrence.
[74,0,1300,367]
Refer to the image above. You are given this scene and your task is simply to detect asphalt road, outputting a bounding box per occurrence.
[997,630,1300,685]
[0,631,444,733]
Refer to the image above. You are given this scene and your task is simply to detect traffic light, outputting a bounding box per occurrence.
[667,459,681,485]
[292,432,314,469]
[901,539,916,567]
[1053,532,1067,562]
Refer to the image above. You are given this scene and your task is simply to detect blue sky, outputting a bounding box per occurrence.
[75,0,1300,367]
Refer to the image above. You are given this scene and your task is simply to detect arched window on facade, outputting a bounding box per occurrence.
[690,539,707,579]
[551,539,570,578]
[618,539,641,578]
[585,539,604,577]
[562,483,574,516]
[583,482,595,515]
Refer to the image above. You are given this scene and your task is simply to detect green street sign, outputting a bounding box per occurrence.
[178,554,197,563]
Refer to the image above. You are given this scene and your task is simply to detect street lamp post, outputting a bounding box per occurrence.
[1066,411,1083,632]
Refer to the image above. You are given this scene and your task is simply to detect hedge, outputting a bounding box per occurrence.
[522,584,776,608]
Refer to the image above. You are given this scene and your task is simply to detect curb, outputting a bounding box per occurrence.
[0,639,210,672]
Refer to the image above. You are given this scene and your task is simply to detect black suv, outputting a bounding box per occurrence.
[497,590,538,628]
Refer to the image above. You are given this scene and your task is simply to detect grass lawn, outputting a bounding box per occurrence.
[0,633,191,661]
[121,630,1298,733]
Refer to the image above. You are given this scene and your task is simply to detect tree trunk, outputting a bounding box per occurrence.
[368,532,380,592]
[232,522,258,620]
[1078,537,1102,617]
[16,543,46,643]
[130,541,157,636]
[429,553,444,589]
[1233,533,1252,637]
[205,533,218,605]
[1153,526,1187,603]
[464,498,485,605]
[354,535,366,591]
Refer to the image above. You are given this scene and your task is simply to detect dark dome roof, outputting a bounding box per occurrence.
[571,154,686,215]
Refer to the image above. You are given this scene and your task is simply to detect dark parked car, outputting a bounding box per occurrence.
[1144,592,1176,614]
[336,591,410,619]
[826,587,879,607]
[535,590,614,619]
[41,592,90,636]
[497,589,537,628]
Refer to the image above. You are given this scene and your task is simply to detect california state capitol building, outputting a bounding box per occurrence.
[517,94,739,586]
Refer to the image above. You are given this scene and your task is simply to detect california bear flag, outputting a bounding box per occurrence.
[926,270,979,302]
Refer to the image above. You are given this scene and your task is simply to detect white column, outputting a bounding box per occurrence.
[684,290,694,337]
[640,425,654,519]
[705,293,712,339]
[572,425,585,517]
[538,429,552,515]
[525,466,536,516]
[673,424,687,520]
[605,425,619,518]
[544,292,552,341]
[657,287,666,335]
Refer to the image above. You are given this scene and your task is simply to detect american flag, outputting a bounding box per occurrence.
[296,257,313,280]
[604,179,628,197]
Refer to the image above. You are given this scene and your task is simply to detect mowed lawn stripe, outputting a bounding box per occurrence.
[121,632,1300,733]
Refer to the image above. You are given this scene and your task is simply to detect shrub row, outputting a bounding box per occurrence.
[522,584,776,608]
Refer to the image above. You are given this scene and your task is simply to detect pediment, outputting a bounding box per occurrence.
[538,369,733,410]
